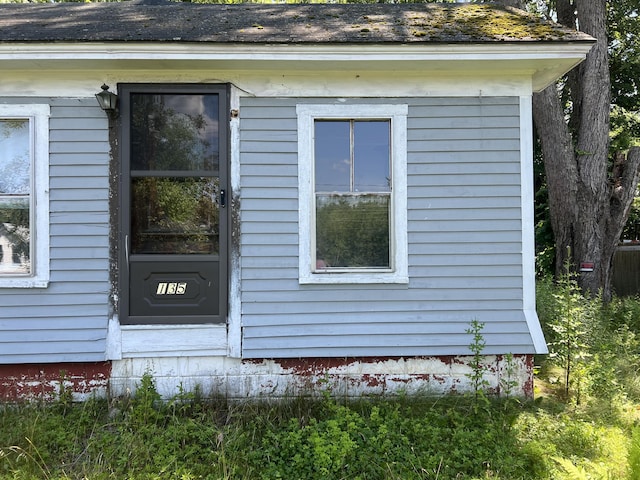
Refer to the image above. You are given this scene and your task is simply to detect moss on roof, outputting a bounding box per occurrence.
[0,2,592,44]
[404,4,563,41]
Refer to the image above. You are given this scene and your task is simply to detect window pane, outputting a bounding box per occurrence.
[354,121,390,192]
[315,194,390,269]
[0,120,30,195]
[131,94,219,171]
[0,198,31,274]
[314,121,350,192]
[131,177,219,254]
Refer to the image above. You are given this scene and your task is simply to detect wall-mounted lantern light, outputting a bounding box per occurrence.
[95,84,118,112]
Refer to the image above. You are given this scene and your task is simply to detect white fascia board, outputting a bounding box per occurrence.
[0,42,593,86]
[0,41,593,61]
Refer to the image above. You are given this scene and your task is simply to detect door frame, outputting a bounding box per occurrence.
[117,83,230,325]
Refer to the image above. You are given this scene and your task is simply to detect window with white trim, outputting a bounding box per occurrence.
[297,104,408,284]
[0,104,50,288]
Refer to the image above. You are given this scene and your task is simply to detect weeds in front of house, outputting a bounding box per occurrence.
[2,282,640,479]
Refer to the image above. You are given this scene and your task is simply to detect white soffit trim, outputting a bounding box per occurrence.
[0,42,593,90]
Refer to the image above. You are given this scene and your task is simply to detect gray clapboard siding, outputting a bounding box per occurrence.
[0,98,110,364]
[240,96,533,358]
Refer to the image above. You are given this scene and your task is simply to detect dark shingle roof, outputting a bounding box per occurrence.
[0,2,593,44]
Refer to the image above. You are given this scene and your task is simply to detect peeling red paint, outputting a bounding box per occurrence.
[0,362,111,401]
[522,355,535,398]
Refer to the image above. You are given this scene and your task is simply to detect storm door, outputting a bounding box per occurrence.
[119,84,229,325]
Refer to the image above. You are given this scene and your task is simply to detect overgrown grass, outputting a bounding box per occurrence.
[1,278,640,479]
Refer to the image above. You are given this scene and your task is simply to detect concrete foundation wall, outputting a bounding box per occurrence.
[109,355,534,400]
[0,356,534,401]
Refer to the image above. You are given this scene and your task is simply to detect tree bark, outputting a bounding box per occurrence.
[498,0,640,299]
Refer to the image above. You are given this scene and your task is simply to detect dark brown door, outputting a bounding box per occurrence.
[119,84,229,325]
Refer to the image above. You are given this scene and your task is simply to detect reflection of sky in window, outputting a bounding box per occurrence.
[314,120,390,193]
[165,94,219,158]
[0,120,30,195]
[354,121,390,192]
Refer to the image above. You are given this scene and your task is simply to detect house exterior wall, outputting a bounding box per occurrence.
[240,96,535,358]
[0,86,542,399]
[0,97,110,365]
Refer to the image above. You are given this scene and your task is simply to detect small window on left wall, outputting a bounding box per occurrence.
[0,104,50,287]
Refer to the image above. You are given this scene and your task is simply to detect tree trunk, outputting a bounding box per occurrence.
[500,0,640,299]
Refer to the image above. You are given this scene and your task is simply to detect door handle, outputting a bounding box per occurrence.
[220,189,226,208]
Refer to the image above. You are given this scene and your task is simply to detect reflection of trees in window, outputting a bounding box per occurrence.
[0,119,31,274]
[131,177,219,255]
[316,195,390,269]
[131,94,217,172]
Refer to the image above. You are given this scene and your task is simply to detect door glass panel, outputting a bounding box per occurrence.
[130,94,219,171]
[131,177,219,254]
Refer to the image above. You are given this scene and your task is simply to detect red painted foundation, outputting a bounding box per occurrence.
[0,362,111,401]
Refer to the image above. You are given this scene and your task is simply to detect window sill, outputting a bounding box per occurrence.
[299,272,409,285]
[0,278,49,288]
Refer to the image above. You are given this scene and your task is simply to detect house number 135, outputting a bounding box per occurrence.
[156,282,187,295]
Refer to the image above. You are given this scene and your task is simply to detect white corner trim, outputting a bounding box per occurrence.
[228,85,242,358]
[106,316,123,360]
[296,103,408,285]
[519,95,547,354]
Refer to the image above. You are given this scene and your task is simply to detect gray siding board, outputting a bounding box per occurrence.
[50,177,108,189]
[50,270,109,283]
[1,293,107,307]
[6,329,106,343]
[51,153,109,166]
[240,96,533,358]
[51,129,107,143]
[411,254,521,267]
[408,197,520,209]
[409,162,520,175]
[50,200,109,214]
[0,317,106,330]
[50,188,109,201]
[5,353,107,364]
[242,311,526,327]
[410,243,522,256]
[244,334,533,350]
[411,219,520,232]
[50,118,107,130]
[411,173,519,186]
[243,221,298,235]
[51,165,108,177]
[241,300,524,316]
[0,98,110,364]
[408,127,520,141]
[409,207,521,221]
[0,305,107,318]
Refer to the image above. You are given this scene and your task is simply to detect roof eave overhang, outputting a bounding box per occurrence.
[0,41,594,92]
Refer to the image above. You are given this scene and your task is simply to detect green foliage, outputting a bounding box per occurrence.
[465,319,490,404]
[622,196,640,242]
[4,287,640,479]
[1,375,639,479]
[254,397,537,480]
[537,273,640,408]
[541,261,592,402]
[629,426,640,480]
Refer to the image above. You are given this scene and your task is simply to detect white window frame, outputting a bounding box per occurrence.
[297,103,408,284]
[0,104,50,288]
